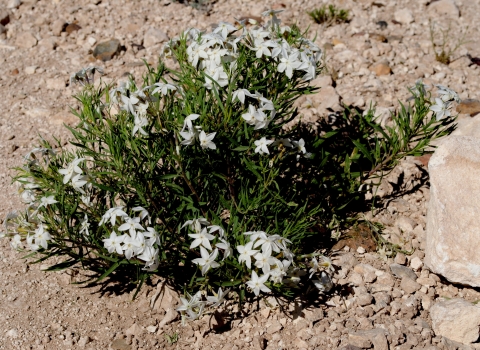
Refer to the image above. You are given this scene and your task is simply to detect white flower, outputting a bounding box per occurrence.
[232,88,253,104]
[58,157,85,184]
[79,214,90,237]
[122,234,144,260]
[132,114,149,136]
[216,238,233,260]
[192,247,220,275]
[206,287,230,307]
[208,225,224,237]
[429,97,451,120]
[182,217,210,233]
[152,82,176,96]
[319,256,335,272]
[308,257,319,278]
[99,206,128,226]
[177,291,204,321]
[292,138,306,154]
[103,231,125,255]
[132,206,150,223]
[254,234,281,256]
[246,270,271,296]
[21,190,36,204]
[182,114,200,132]
[118,217,145,236]
[10,234,23,250]
[269,259,290,284]
[254,252,276,274]
[237,241,258,269]
[120,93,140,116]
[253,40,276,58]
[199,131,217,150]
[277,52,301,79]
[187,43,209,67]
[435,84,460,103]
[32,224,51,250]
[180,129,196,146]
[189,227,215,250]
[38,195,58,209]
[137,246,159,271]
[254,137,274,155]
[213,21,236,39]
[144,227,160,246]
[72,173,88,193]
[242,105,257,125]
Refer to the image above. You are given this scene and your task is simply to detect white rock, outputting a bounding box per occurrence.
[430,298,480,344]
[425,136,480,287]
[143,28,168,47]
[146,325,157,333]
[87,37,97,46]
[6,329,18,338]
[7,0,21,9]
[451,115,480,139]
[24,66,36,74]
[312,86,341,114]
[410,257,423,271]
[356,246,366,254]
[428,0,460,17]
[394,9,414,24]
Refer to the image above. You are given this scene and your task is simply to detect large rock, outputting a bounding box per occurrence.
[93,39,121,61]
[425,136,480,286]
[430,298,480,345]
[15,31,37,48]
[428,0,460,18]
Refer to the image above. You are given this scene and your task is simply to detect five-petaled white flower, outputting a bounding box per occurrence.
[206,287,230,307]
[189,227,215,250]
[277,52,301,79]
[102,231,125,255]
[216,238,233,260]
[232,89,253,104]
[118,217,145,236]
[199,131,217,150]
[237,241,258,269]
[246,270,271,296]
[58,157,85,184]
[192,247,220,275]
[292,138,306,154]
[429,97,451,120]
[152,82,177,96]
[254,137,274,155]
[38,195,58,209]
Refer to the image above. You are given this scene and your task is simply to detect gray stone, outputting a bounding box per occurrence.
[430,298,480,344]
[0,24,5,35]
[356,293,374,307]
[428,0,460,18]
[425,136,480,287]
[390,264,418,281]
[15,31,37,48]
[348,333,372,348]
[46,78,66,90]
[93,39,121,61]
[143,28,168,47]
[310,75,333,89]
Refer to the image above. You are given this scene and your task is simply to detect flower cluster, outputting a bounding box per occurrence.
[101,206,160,271]
[429,84,460,120]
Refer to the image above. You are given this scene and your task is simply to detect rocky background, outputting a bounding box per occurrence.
[1,0,480,349]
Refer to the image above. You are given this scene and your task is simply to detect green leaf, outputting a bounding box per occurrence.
[232,146,249,151]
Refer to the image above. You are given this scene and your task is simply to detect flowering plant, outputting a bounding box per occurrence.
[2,11,456,321]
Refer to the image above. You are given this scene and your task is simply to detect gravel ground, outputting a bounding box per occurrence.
[1,0,480,349]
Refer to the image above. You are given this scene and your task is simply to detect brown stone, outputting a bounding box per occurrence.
[456,99,480,116]
[370,62,391,76]
[11,68,19,75]
[369,33,387,42]
[332,38,344,46]
[65,23,81,34]
[93,39,121,61]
